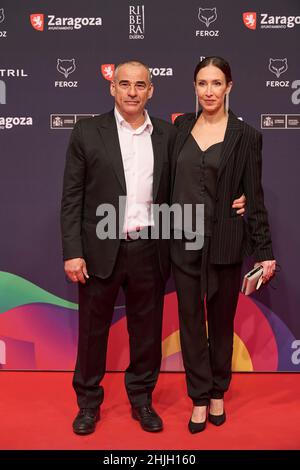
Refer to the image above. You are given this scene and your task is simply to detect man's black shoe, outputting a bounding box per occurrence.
[132,405,163,432]
[72,407,100,435]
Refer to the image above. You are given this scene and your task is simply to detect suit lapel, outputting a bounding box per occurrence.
[217,111,243,183]
[176,115,195,155]
[151,122,163,201]
[97,111,127,193]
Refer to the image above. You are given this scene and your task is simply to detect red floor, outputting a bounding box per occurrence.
[0,372,299,450]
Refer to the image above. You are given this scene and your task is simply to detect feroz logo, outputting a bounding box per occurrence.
[0,7,5,23]
[101,64,115,80]
[57,58,76,79]
[243,12,257,30]
[269,58,288,78]
[129,5,145,39]
[198,7,217,28]
[30,13,44,31]
[196,7,219,37]
[0,79,6,104]
[55,59,78,88]
[0,7,7,38]
[0,340,6,365]
[266,58,289,88]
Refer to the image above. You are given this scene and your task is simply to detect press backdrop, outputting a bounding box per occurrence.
[0,0,299,371]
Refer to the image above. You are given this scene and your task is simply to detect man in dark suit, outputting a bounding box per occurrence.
[61,60,177,434]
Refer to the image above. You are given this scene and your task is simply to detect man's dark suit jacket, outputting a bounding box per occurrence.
[171,110,274,265]
[61,110,177,280]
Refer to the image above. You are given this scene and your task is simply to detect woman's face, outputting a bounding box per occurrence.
[195,64,232,114]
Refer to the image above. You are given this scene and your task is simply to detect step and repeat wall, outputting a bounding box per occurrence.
[0,0,299,371]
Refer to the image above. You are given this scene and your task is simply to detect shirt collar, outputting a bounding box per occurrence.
[114,107,153,135]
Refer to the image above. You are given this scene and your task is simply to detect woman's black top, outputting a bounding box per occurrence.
[172,134,222,236]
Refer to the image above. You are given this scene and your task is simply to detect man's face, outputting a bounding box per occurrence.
[110,64,153,119]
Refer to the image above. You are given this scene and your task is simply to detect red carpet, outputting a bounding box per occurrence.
[0,372,299,450]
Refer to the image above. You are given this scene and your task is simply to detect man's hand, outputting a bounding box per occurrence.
[232,193,246,216]
[64,258,89,284]
[254,260,276,284]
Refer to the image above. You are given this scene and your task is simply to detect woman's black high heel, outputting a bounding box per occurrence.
[208,410,226,426]
[188,406,207,433]
[188,417,207,433]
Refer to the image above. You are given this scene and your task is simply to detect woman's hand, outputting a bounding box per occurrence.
[254,260,276,283]
[232,193,246,216]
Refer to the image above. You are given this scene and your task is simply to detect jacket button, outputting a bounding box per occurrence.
[215,196,219,202]
[213,218,217,223]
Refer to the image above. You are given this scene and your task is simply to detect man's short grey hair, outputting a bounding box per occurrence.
[114,60,152,83]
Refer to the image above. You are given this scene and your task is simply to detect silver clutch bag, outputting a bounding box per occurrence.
[241,265,264,295]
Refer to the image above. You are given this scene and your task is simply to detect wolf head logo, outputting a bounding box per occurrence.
[57,59,76,79]
[198,7,217,28]
[0,8,5,24]
[269,58,288,79]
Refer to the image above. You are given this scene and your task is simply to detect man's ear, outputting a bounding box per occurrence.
[110,81,116,97]
[148,83,154,99]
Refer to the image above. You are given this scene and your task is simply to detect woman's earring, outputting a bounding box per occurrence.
[225,93,229,112]
[195,93,199,118]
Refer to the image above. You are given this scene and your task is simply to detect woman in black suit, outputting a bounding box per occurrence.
[171,57,276,433]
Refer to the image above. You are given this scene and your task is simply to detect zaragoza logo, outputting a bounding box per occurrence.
[243,12,257,30]
[30,13,44,31]
[101,64,115,80]
[30,13,102,31]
